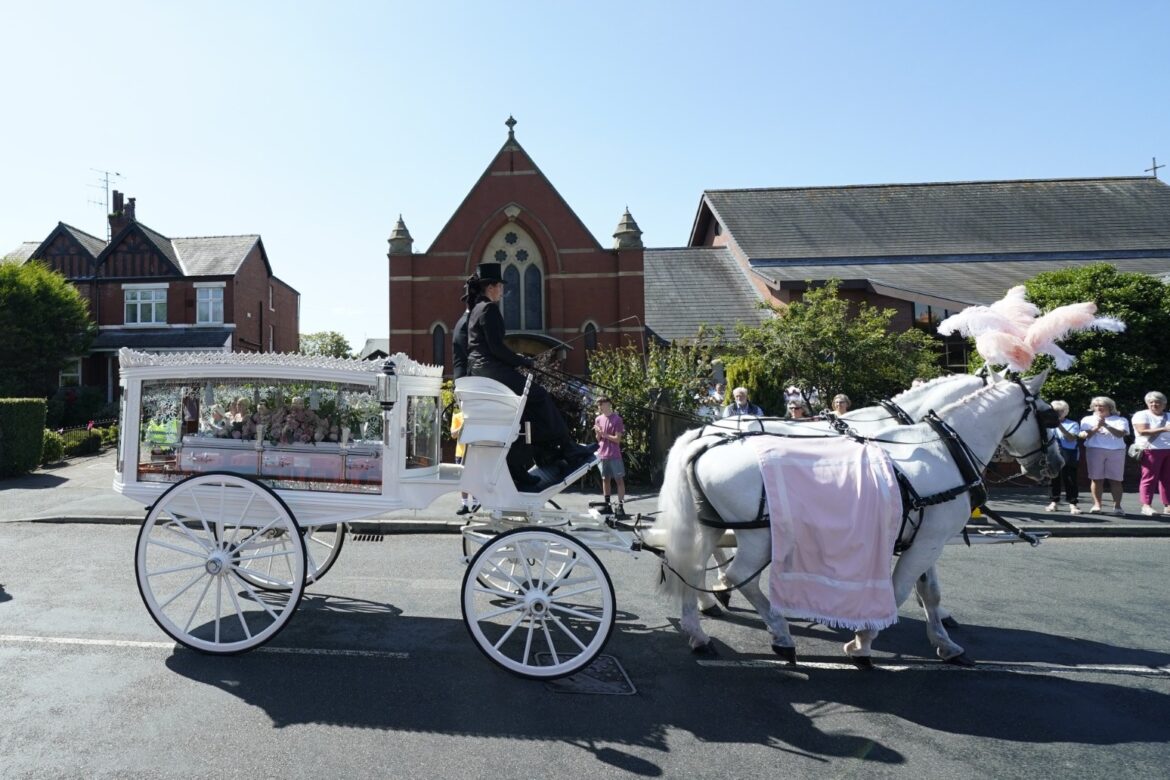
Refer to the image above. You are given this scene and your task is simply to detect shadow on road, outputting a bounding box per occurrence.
[2,471,68,490]
[162,600,1170,774]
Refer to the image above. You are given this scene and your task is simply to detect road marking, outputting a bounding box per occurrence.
[0,634,408,660]
[697,658,1170,677]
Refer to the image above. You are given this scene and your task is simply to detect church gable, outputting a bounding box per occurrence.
[427,119,603,261]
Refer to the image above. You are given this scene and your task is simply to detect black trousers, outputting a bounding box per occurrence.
[1050,447,1080,504]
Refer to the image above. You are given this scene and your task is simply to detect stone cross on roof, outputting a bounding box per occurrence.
[505,115,517,139]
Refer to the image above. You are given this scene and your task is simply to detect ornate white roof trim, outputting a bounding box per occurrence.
[117,348,442,377]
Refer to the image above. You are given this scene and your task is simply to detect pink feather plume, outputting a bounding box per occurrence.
[989,286,1040,331]
[974,331,1035,372]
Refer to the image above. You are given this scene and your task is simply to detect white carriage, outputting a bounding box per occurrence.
[114,348,639,679]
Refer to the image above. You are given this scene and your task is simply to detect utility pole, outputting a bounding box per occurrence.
[87,168,123,240]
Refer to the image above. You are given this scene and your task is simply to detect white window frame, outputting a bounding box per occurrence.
[59,357,81,387]
[194,282,226,326]
[123,283,168,326]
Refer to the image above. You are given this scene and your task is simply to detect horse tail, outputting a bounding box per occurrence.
[655,427,708,603]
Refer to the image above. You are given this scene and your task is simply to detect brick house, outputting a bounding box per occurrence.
[7,192,299,401]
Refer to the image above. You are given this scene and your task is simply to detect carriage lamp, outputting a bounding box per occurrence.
[378,360,398,412]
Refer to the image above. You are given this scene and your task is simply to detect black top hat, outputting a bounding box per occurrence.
[476,262,505,284]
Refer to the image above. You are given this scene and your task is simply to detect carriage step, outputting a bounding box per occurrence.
[540,654,636,695]
[349,530,385,542]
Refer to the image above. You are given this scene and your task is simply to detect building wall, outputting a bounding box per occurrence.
[390,140,645,376]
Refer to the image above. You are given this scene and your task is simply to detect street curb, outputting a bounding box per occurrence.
[9,515,1170,538]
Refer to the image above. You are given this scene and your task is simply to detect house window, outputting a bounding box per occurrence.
[583,322,598,351]
[483,223,543,331]
[432,324,446,367]
[268,325,275,352]
[59,357,81,388]
[269,284,275,311]
[196,287,224,325]
[124,287,167,325]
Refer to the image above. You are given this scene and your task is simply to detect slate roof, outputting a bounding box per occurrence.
[359,338,390,360]
[60,224,108,258]
[3,241,41,263]
[643,247,770,342]
[172,235,261,276]
[701,177,1170,261]
[90,328,233,351]
[753,256,1170,307]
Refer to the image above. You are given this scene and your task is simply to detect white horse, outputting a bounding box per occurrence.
[695,371,1002,621]
[657,371,1061,666]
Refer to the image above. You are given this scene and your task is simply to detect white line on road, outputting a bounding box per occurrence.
[698,658,1170,676]
[0,634,409,660]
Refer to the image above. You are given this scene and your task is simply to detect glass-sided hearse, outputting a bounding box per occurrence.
[114,348,631,680]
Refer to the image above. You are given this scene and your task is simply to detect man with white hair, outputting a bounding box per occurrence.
[723,386,764,418]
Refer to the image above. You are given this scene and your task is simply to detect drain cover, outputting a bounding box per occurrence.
[539,654,636,695]
[349,531,384,542]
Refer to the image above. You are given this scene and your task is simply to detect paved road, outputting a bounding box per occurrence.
[1,522,1168,779]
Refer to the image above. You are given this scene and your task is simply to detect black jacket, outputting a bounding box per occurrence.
[452,309,470,380]
[467,300,532,394]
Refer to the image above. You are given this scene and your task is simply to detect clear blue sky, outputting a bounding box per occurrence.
[3,1,1167,352]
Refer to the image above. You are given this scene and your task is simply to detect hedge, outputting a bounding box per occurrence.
[0,398,47,477]
[41,429,64,465]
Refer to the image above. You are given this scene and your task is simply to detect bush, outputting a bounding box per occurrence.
[45,386,107,429]
[61,429,102,458]
[97,424,119,448]
[41,429,64,465]
[0,398,48,477]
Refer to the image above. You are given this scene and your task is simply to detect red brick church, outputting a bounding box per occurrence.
[387,117,647,376]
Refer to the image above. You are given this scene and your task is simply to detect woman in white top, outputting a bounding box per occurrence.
[1078,396,1130,515]
[1132,391,1170,516]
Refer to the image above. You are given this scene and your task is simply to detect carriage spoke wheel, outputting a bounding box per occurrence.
[135,472,306,654]
[231,523,346,592]
[461,528,615,680]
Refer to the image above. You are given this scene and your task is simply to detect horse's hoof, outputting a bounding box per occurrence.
[771,644,797,665]
[941,616,960,629]
[691,641,717,656]
[943,652,976,667]
[849,655,875,670]
[713,589,731,609]
[700,604,722,617]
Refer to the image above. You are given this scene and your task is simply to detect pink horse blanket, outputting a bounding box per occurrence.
[748,435,903,631]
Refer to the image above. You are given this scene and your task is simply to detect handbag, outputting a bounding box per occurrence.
[1129,412,1167,460]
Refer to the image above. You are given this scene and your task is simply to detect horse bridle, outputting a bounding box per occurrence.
[996,378,1059,470]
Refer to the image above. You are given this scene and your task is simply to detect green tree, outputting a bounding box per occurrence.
[1025,264,1169,415]
[732,280,940,409]
[299,331,353,359]
[586,335,719,480]
[0,261,93,397]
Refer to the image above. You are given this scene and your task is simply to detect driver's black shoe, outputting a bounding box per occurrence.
[511,470,543,492]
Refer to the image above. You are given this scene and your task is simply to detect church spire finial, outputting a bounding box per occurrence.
[505,115,517,140]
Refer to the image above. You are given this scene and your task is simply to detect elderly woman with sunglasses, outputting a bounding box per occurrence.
[1132,391,1170,516]
[1078,396,1131,515]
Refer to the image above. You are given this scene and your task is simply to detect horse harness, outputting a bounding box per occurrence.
[685,378,1055,553]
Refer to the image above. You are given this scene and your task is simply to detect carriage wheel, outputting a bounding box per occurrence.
[135,472,306,654]
[461,518,574,592]
[232,523,347,592]
[461,528,615,680]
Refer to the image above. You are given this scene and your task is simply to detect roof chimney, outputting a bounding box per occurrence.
[109,190,134,236]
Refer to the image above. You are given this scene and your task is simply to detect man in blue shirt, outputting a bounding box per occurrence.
[723,386,764,418]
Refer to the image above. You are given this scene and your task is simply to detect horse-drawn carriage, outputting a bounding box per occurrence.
[114,348,645,679]
[115,340,1064,678]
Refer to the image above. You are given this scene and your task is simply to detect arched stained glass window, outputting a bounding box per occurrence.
[583,323,598,351]
[432,324,446,368]
[502,265,521,330]
[482,222,544,331]
[523,265,542,330]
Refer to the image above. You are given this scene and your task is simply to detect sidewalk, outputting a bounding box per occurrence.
[3,449,1169,537]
